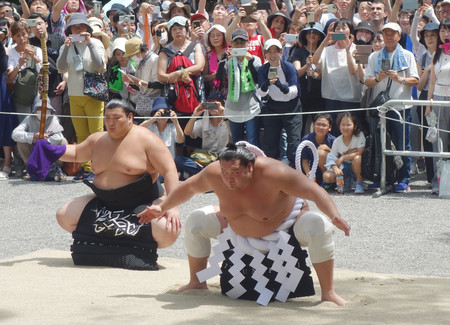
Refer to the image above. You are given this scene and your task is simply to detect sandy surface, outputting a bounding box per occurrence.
[1,249,449,325]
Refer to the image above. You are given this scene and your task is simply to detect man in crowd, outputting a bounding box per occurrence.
[364,23,419,192]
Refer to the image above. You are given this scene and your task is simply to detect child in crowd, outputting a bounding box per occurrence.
[323,112,366,194]
[300,113,336,187]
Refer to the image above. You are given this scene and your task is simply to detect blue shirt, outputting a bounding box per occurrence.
[300,132,336,162]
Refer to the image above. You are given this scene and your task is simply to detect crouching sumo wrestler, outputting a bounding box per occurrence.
[138,143,351,305]
[40,99,180,269]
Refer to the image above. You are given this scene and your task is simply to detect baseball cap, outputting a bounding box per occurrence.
[191,12,209,22]
[382,22,402,34]
[264,38,282,51]
[231,29,248,41]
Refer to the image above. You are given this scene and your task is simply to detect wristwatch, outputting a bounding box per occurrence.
[401,78,406,85]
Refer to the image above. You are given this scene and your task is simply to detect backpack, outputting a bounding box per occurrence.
[162,42,200,114]
[13,48,39,106]
[361,128,396,183]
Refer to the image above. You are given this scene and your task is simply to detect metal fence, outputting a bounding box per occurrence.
[375,99,450,198]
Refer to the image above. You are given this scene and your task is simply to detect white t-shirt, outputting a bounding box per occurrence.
[364,47,419,109]
[148,123,177,158]
[433,53,450,97]
[320,44,362,103]
[7,46,43,83]
[330,132,366,163]
[191,118,232,152]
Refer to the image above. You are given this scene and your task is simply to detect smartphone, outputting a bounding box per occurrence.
[284,34,298,43]
[5,9,13,18]
[227,4,235,12]
[240,0,252,5]
[382,59,391,71]
[202,102,219,110]
[356,44,373,54]
[268,67,278,79]
[25,19,37,27]
[119,15,135,24]
[402,0,418,10]
[71,34,86,42]
[327,4,338,13]
[256,0,271,10]
[231,48,247,57]
[307,12,315,24]
[331,33,346,41]
[93,1,102,16]
[193,21,201,29]
[243,4,257,15]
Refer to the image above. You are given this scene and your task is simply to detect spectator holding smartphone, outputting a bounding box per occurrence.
[56,13,106,182]
[257,39,302,167]
[174,93,231,179]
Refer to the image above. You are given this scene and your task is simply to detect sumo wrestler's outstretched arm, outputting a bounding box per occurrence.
[270,160,351,236]
[137,163,214,224]
[59,132,102,163]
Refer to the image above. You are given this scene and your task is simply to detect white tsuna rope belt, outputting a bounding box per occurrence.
[196,141,317,305]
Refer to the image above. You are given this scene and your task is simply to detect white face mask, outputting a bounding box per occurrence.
[36,109,51,120]
[159,31,168,45]
[131,54,142,64]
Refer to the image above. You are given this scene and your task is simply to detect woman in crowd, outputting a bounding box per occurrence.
[0,35,17,180]
[312,18,362,136]
[426,18,450,195]
[267,12,292,39]
[417,22,439,185]
[56,13,106,182]
[7,20,43,123]
[291,22,326,136]
[203,24,228,99]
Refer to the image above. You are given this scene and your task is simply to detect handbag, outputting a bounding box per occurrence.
[369,59,394,117]
[74,44,109,102]
[369,78,392,117]
[190,148,218,167]
[83,70,109,102]
[12,47,39,106]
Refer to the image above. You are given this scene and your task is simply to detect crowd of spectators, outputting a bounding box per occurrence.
[0,0,449,195]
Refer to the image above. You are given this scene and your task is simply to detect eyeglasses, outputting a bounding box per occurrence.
[314,123,330,128]
[439,9,450,15]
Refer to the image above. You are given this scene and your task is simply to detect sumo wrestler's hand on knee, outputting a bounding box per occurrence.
[137,205,164,224]
[332,216,351,236]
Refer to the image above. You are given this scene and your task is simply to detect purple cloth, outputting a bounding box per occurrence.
[27,139,67,181]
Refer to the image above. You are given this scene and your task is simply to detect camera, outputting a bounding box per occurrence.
[93,1,102,16]
[268,67,278,79]
[71,34,86,42]
[231,48,247,57]
[156,29,162,37]
[162,110,171,117]
[202,102,218,110]
[119,15,135,24]
[381,59,391,71]
[24,19,37,27]
[284,34,298,44]
[327,4,338,13]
